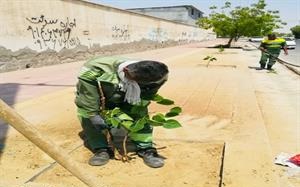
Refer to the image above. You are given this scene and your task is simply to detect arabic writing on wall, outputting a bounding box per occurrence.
[26,15,80,50]
[111,25,130,41]
[179,31,194,42]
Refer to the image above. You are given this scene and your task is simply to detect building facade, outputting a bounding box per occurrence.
[127,5,203,26]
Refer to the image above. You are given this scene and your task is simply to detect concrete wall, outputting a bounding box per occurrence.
[0,0,215,72]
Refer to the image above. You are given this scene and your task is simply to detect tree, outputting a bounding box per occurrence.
[197,0,286,47]
[290,25,300,38]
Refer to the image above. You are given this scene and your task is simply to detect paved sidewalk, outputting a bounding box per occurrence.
[0,41,299,187]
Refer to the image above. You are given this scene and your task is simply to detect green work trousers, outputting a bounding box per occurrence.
[259,51,280,68]
[78,116,153,152]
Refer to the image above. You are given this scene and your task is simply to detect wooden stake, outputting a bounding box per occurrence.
[0,99,108,187]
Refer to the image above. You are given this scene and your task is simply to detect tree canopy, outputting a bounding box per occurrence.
[197,0,286,47]
[290,25,300,39]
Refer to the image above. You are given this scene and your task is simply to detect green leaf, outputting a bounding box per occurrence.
[152,94,164,102]
[148,119,164,126]
[111,107,121,116]
[118,113,133,121]
[101,110,110,117]
[104,117,112,125]
[165,112,179,117]
[130,117,147,132]
[121,120,134,130]
[170,107,182,114]
[163,119,182,129]
[165,107,182,117]
[203,56,210,60]
[152,113,166,122]
[139,99,151,107]
[157,99,174,105]
[111,117,121,127]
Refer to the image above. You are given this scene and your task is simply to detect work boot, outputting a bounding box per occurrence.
[88,148,110,166]
[267,65,273,70]
[137,148,164,168]
[260,63,266,69]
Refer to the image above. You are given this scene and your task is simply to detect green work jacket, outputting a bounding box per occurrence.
[260,38,287,54]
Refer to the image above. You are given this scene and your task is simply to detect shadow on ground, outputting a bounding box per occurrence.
[0,83,19,159]
[0,82,74,160]
[248,66,263,70]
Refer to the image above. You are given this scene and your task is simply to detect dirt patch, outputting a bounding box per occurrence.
[0,133,54,186]
[0,125,224,187]
[0,86,225,187]
[30,141,224,187]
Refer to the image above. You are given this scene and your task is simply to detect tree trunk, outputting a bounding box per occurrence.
[226,37,234,48]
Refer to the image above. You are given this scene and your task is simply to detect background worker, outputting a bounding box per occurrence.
[259,33,288,70]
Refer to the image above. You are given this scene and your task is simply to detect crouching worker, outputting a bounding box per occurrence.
[75,56,169,168]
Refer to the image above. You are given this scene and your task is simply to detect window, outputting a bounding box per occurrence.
[191,9,194,15]
[198,13,201,18]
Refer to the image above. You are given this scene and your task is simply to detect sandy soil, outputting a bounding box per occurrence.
[0,42,299,187]
[0,87,224,187]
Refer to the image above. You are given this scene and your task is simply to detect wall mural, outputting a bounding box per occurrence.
[26,15,80,50]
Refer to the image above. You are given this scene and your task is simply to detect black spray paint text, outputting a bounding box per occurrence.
[26,15,80,50]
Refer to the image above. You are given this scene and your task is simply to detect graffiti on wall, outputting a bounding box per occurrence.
[26,15,80,50]
[147,28,167,41]
[111,25,130,41]
[179,31,188,42]
[179,31,194,42]
[147,28,168,42]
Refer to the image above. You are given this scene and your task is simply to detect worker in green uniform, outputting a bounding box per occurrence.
[259,33,288,70]
[75,56,169,168]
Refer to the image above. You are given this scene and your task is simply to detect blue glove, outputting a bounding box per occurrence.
[89,115,108,131]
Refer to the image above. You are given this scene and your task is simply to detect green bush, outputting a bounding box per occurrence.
[291,25,300,39]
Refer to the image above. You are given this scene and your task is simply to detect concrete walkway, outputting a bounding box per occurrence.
[0,42,299,187]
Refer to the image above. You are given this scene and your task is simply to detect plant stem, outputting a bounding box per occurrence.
[122,134,129,162]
